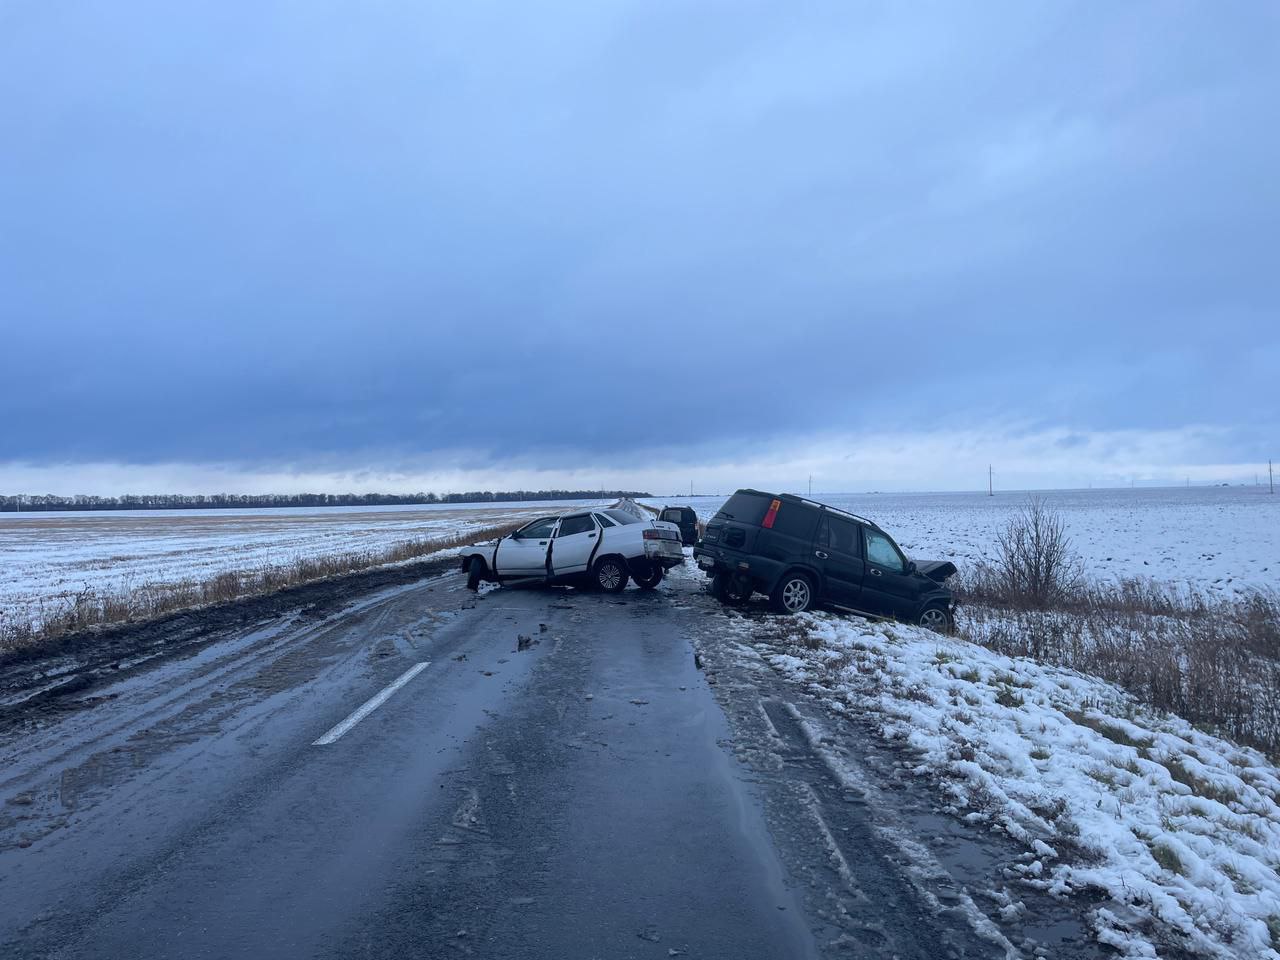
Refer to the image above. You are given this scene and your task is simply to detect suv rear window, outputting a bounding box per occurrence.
[769,501,819,540]
[714,492,771,525]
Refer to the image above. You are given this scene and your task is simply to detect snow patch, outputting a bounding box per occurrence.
[754,612,1280,959]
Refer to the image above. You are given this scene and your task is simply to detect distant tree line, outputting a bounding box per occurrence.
[0,491,651,513]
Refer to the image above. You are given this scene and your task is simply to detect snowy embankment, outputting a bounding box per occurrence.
[744,611,1280,959]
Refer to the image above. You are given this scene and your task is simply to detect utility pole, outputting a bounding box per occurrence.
[987,465,993,497]
[1270,460,1274,495]
[808,475,812,497]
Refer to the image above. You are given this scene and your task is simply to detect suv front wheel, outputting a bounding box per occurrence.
[918,602,952,633]
[770,572,814,615]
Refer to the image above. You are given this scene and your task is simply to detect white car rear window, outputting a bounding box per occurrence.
[602,509,641,525]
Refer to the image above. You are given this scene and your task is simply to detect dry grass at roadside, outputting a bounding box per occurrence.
[957,577,1280,757]
[0,522,520,656]
[950,497,1280,758]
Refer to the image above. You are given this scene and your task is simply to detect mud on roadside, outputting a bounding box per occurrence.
[0,554,466,727]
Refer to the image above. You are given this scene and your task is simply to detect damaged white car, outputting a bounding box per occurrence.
[460,508,685,593]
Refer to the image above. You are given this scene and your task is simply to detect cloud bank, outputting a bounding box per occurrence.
[1,2,1276,492]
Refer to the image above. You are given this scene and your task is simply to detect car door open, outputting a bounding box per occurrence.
[496,517,557,577]
[549,513,599,576]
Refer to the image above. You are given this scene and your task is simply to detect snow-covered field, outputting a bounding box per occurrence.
[0,500,602,623]
[738,610,1280,959]
[643,487,1280,595]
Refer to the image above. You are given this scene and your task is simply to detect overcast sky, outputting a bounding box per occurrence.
[1,1,1277,496]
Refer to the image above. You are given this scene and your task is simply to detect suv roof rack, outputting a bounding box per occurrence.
[738,488,879,529]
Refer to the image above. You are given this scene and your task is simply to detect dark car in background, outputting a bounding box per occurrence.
[693,489,956,628]
[658,505,700,545]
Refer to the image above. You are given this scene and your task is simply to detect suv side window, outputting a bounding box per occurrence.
[769,502,820,540]
[557,514,596,537]
[817,516,862,555]
[864,528,905,572]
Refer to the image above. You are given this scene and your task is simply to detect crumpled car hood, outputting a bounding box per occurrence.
[915,560,958,583]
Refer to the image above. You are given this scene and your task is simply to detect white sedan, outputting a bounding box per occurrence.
[460,508,685,592]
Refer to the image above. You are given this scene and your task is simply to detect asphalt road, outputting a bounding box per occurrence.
[0,560,1099,959]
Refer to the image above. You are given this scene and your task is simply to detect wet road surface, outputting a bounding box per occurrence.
[0,561,1100,958]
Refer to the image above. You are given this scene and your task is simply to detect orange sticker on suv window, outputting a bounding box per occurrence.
[762,498,782,529]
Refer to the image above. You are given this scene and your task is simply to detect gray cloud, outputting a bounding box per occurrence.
[1,2,1276,483]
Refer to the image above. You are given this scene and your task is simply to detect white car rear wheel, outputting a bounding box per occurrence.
[594,557,630,593]
[634,563,663,590]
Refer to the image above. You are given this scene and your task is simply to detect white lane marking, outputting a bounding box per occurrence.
[312,662,430,745]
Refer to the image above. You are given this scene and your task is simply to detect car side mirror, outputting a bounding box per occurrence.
[906,560,917,574]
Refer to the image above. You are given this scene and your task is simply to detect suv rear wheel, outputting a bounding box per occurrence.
[770,572,814,615]
[710,572,751,605]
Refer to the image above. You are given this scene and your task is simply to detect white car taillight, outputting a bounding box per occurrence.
[643,528,680,541]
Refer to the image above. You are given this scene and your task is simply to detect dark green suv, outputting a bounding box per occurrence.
[693,489,956,628]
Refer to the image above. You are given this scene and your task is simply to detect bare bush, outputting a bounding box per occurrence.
[0,522,522,656]
[990,498,1084,608]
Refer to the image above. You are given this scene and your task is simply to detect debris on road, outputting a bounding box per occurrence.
[516,634,532,651]
[629,698,649,706]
